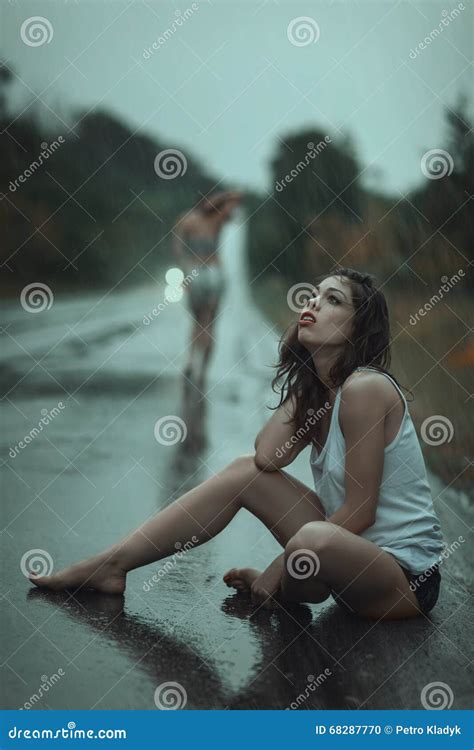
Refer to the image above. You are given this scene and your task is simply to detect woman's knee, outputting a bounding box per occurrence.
[224,455,260,492]
[225,454,257,473]
[223,454,268,510]
[286,521,338,558]
[281,523,334,602]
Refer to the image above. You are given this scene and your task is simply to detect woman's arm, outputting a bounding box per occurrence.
[254,394,309,471]
[327,375,386,534]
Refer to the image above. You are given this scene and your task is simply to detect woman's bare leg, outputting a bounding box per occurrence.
[185,314,205,374]
[198,302,219,376]
[185,293,219,388]
[279,521,422,620]
[184,300,208,373]
[30,455,327,594]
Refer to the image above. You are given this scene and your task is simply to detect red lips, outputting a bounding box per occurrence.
[299,311,317,326]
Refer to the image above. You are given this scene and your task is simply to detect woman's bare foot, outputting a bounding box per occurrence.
[223,567,261,593]
[28,552,127,595]
[224,555,286,609]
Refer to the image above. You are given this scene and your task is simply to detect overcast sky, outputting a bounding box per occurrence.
[2,0,472,196]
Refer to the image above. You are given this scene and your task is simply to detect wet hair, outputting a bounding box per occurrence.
[270,267,412,448]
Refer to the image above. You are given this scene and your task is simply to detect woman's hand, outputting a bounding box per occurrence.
[253,394,308,471]
[250,554,285,609]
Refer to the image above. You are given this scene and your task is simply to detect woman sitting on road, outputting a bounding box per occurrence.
[30,267,445,620]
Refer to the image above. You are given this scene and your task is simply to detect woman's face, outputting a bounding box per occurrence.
[297,275,355,350]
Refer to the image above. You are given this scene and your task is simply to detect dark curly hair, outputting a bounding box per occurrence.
[269,267,412,448]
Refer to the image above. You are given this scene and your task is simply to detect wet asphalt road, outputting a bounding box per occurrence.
[1,225,472,710]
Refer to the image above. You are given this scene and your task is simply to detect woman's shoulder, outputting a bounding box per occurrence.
[341,368,392,393]
[339,369,399,412]
[338,369,402,440]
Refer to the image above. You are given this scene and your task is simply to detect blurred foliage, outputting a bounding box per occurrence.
[2,59,470,297]
[246,94,473,291]
[0,62,226,291]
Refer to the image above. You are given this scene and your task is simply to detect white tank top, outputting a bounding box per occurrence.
[310,366,445,574]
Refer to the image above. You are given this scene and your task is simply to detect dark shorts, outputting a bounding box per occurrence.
[399,563,441,614]
[333,562,442,616]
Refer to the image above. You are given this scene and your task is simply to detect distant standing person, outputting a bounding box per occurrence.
[172,190,243,387]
